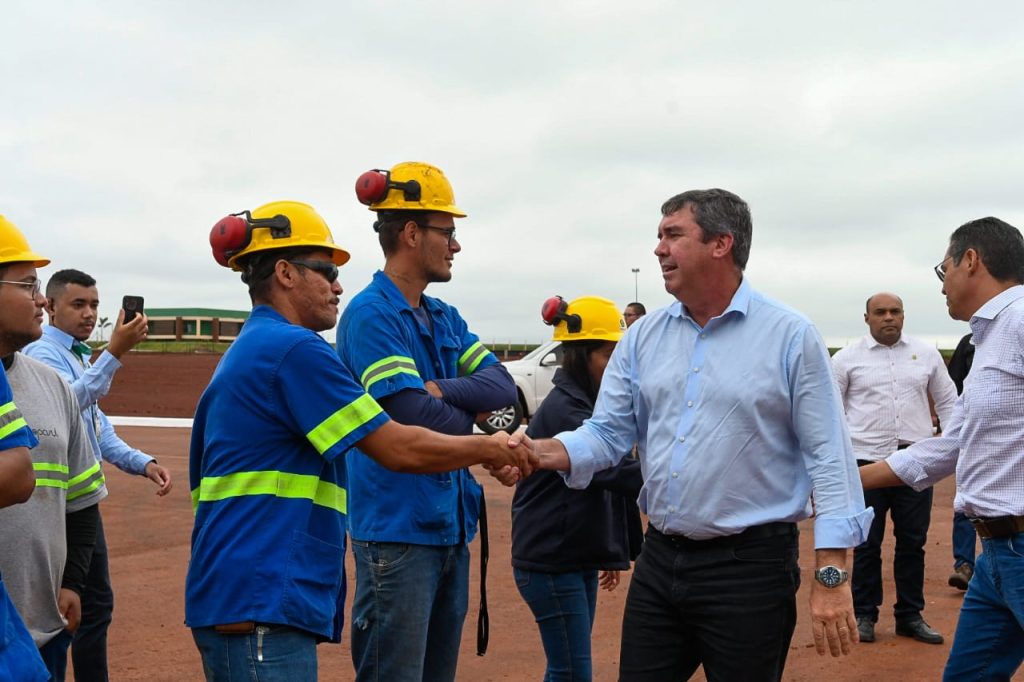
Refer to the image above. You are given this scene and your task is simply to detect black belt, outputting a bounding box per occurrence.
[649,521,797,549]
[970,515,1024,539]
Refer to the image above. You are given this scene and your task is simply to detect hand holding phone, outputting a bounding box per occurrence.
[122,295,145,324]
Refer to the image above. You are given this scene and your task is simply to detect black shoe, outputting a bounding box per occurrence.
[948,564,973,591]
[895,618,944,644]
[856,617,875,643]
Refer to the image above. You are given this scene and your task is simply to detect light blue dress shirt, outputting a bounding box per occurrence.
[557,278,873,549]
[24,325,153,475]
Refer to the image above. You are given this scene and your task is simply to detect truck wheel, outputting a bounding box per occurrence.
[477,401,525,434]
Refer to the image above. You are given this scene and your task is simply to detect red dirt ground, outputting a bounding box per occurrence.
[79,352,1016,681]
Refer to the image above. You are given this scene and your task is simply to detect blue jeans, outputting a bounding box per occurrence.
[72,512,113,682]
[952,511,978,569]
[192,625,318,682]
[39,629,74,681]
[350,541,469,682]
[514,568,598,682]
[943,532,1024,681]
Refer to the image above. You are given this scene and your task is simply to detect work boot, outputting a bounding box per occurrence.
[948,563,973,591]
[856,617,875,643]
[895,618,944,645]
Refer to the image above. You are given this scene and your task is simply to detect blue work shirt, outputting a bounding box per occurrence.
[186,306,389,641]
[558,278,873,549]
[338,270,502,546]
[24,326,153,475]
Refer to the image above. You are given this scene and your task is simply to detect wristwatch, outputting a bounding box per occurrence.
[814,565,849,588]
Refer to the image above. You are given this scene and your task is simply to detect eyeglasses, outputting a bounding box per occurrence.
[417,223,457,247]
[287,260,338,284]
[0,278,41,297]
[934,256,953,282]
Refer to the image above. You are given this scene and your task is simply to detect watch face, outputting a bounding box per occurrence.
[819,566,842,587]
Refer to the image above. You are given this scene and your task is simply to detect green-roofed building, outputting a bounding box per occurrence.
[146,308,249,342]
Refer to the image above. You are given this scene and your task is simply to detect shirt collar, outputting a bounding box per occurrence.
[668,277,751,323]
[41,324,79,350]
[372,270,441,316]
[970,285,1024,324]
[864,334,907,350]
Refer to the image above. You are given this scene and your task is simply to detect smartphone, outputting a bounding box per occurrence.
[122,295,145,324]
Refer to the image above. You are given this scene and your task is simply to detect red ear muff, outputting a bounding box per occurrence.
[356,170,390,205]
[209,211,292,268]
[210,214,250,267]
[355,169,423,206]
[541,296,582,333]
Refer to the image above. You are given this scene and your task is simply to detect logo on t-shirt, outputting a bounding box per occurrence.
[31,427,59,438]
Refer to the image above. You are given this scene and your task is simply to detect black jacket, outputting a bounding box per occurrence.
[511,368,644,573]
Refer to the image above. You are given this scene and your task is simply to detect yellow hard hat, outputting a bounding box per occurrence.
[209,201,351,271]
[542,295,626,342]
[355,162,466,217]
[0,215,50,267]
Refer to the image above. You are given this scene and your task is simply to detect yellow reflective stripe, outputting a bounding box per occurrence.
[360,355,420,390]
[191,470,347,514]
[68,461,102,488]
[0,401,26,439]
[458,342,490,376]
[35,479,66,490]
[67,476,105,502]
[34,462,70,474]
[306,393,383,455]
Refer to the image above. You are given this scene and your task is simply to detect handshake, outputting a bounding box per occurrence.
[480,430,541,486]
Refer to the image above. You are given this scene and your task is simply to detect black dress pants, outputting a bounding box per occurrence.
[619,523,800,682]
[853,459,932,624]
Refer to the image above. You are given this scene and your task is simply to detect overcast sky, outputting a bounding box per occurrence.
[4,1,1022,348]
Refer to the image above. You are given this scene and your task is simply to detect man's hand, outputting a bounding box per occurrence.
[599,570,621,592]
[106,309,148,359]
[144,461,172,496]
[423,381,443,398]
[810,551,858,657]
[58,588,82,632]
[482,431,538,485]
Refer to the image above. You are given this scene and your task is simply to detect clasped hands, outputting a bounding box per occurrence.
[483,430,537,486]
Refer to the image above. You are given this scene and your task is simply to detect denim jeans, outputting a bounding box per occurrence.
[192,625,318,682]
[72,512,113,682]
[952,511,978,569]
[514,568,598,681]
[853,479,932,623]
[39,629,74,682]
[943,532,1024,681]
[350,541,469,682]
[619,525,799,682]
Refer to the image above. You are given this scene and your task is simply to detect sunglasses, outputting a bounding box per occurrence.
[288,259,338,284]
[417,223,457,247]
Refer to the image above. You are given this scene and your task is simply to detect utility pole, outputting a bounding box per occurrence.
[631,267,639,301]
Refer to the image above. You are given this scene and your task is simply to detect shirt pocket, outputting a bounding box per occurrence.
[281,531,344,628]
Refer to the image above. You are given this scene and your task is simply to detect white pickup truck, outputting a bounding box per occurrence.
[479,340,563,434]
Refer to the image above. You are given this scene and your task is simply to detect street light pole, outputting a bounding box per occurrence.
[631,268,639,302]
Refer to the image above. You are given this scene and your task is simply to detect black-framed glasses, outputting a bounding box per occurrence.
[417,223,457,247]
[288,260,338,284]
[934,256,953,282]
[0,278,41,297]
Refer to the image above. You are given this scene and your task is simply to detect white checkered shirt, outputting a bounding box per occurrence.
[888,285,1024,517]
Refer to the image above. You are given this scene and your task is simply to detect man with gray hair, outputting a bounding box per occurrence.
[510,188,872,680]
